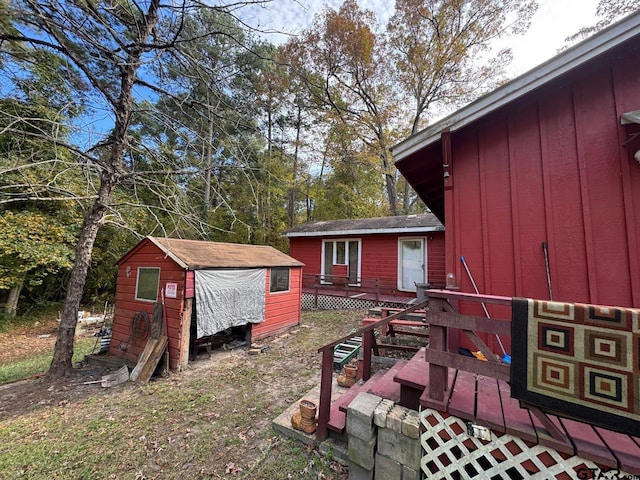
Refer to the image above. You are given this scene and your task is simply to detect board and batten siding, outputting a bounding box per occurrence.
[447,40,640,312]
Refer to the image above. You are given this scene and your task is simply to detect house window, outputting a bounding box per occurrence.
[322,239,361,285]
[135,267,160,302]
[270,267,290,293]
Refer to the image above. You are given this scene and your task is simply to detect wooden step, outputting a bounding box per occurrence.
[327,370,385,433]
[393,347,428,410]
[366,360,406,404]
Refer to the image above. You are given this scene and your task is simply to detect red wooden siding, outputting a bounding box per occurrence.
[288,232,446,291]
[447,42,640,310]
[114,239,303,370]
[112,240,187,370]
[252,267,303,341]
[288,237,322,273]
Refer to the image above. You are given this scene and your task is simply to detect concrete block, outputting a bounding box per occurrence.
[348,433,377,470]
[373,399,394,428]
[402,464,421,480]
[374,453,401,480]
[402,410,421,439]
[347,392,382,440]
[318,437,348,466]
[378,428,421,469]
[386,405,408,433]
[348,460,374,480]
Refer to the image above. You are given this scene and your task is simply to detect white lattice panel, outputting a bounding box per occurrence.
[420,408,630,479]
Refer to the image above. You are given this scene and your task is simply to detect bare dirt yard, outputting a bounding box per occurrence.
[0,310,364,479]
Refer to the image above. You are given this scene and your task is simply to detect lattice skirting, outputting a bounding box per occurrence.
[420,408,632,479]
[302,293,409,311]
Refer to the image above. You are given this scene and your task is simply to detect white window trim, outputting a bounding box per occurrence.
[397,237,427,292]
[321,239,362,286]
[135,267,160,302]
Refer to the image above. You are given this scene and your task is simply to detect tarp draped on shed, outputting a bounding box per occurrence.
[194,269,266,338]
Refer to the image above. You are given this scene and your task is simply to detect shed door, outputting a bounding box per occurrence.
[399,239,426,291]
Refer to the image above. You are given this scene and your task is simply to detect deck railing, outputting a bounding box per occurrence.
[421,289,512,410]
[315,289,513,440]
[302,274,411,305]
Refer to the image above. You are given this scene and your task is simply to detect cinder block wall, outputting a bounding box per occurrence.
[345,392,421,480]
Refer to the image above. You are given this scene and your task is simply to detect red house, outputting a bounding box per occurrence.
[392,12,640,348]
[283,214,445,307]
[110,237,304,370]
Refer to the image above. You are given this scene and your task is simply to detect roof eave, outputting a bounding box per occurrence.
[147,236,190,269]
[283,225,445,237]
[392,12,640,161]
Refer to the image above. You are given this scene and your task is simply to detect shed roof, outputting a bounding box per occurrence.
[282,213,444,238]
[392,10,640,222]
[121,237,304,270]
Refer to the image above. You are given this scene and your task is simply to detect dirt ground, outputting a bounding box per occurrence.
[0,311,364,478]
[0,318,111,419]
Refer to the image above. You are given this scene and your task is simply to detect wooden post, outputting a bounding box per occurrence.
[314,275,319,309]
[316,348,334,441]
[178,298,192,370]
[362,329,374,381]
[428,299,449,405]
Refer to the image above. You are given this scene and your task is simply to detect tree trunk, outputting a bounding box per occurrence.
[5,277,24,316]
[288,103,302,227]
[380,149,398,216]
[202,114,214,218]
[48,178,116,378]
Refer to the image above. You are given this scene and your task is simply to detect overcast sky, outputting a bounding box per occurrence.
[242,0,601,76]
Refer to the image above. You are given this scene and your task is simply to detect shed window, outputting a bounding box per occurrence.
[135,267,160,302]
[270,267,290,293]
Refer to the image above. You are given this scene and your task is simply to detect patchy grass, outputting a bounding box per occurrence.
[0,336,96,384]
[0,309,364,479]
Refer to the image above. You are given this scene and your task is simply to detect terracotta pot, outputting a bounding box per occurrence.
[300,400,317,418]
[343,364,358,378]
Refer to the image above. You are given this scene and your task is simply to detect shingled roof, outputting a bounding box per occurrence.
[122,237,304,270]
[282,213,444,238]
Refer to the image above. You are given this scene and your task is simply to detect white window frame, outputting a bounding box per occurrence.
[397,237,427,292]
[321,239,362,286]
[135,267,160,302]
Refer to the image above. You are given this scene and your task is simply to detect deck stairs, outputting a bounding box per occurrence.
[327,353,421,435]
[325,346,640,476]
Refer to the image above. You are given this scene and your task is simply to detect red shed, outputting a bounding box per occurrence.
[111,237,304,370]
[393,12,640,351]
[283,214,445,306]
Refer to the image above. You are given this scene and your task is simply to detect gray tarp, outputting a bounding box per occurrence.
[194,269,266,338]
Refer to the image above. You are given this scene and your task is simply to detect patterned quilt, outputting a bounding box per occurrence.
[511,298,640,437]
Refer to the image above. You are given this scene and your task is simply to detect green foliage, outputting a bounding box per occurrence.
[0,210,76,291]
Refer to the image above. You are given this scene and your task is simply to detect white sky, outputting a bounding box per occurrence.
[243,0,601,77]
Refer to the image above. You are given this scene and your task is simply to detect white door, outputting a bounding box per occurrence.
[399,239,425,291]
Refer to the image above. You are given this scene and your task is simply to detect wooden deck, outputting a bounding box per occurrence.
[302,287,416,306]
[394,349,640,475]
